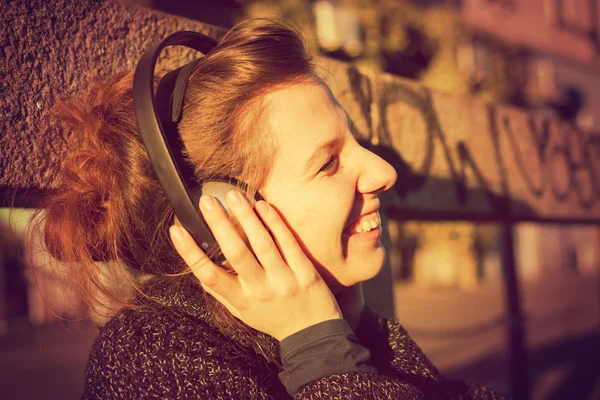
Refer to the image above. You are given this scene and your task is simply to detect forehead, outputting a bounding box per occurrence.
[263,81,346,162]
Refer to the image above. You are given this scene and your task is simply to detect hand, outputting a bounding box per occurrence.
[335,283,365,331]
[169,190,343,341]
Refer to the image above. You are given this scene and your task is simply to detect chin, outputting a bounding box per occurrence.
[361,260,385,282]
[321,248,387,293]
[365,248,387,278]
[347,248,387,286]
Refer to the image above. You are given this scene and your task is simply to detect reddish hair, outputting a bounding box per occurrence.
[35,20,317,359]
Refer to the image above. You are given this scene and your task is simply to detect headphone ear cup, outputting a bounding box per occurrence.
[201,181,257,212]
[199,181,262,269]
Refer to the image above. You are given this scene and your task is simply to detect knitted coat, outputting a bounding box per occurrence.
[82,280,507,399]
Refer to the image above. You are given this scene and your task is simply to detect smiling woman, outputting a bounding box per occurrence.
[39,19,506,399]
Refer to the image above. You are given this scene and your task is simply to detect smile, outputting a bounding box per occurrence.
[344,211,381,235]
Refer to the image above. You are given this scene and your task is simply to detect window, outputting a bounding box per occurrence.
[457,39,493,86]
[557,0,592,32]
[543,0,557,24]
[483,0,516,11]
[526,58,558,103]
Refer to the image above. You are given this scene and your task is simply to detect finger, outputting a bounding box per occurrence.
[225,190,288,277]
[199,194,265,286]
[254,200,317,283]
[169,225,242,305]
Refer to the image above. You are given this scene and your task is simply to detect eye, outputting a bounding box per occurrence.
[320,155,339,173]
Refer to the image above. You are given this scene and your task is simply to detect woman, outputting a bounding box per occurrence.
[43,20,505,398]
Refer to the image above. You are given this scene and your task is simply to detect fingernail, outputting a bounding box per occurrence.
[170,226,183,242]
[227,190,241,205]
[200,195,215,211]
[256,201,269,215]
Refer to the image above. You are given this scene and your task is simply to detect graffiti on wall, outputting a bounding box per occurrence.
[335,65,600,218]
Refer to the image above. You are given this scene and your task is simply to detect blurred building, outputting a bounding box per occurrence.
[303,0,599,131]
[128,0,600,132]
[452,0,600,131]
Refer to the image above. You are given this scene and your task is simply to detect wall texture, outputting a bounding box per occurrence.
[0,0,224,204]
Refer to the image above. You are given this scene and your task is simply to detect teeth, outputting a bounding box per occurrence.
[361,220,371,232]
[350,213,381,234]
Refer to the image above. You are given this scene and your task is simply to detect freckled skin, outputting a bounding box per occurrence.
[260,80,397,294]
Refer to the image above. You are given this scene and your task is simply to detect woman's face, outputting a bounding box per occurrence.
[260,80,397,294]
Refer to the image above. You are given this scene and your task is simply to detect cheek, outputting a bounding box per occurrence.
[275,199,344,258]
[264,178,354,254]
[295,195,352,258]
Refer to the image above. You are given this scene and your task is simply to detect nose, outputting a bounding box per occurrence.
[355,145,398,195]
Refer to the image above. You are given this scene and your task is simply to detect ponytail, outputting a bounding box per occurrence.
[37,72,184,316]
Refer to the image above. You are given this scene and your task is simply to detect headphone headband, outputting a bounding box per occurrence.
[133,31,224,261]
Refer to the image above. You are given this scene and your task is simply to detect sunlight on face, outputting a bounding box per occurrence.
[260,80,397,293]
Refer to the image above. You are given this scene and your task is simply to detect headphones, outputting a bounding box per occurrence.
[133,31,261,265]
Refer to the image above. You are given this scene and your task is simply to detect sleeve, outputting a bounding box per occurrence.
[279,318,425,399]
[354,306,510,400]
[278,319,377,394]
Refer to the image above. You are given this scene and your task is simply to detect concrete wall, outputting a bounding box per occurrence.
[1,0,225,200]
